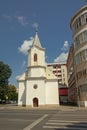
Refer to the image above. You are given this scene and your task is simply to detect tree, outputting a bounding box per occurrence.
[0,61,12,100]
[7,84,18,101]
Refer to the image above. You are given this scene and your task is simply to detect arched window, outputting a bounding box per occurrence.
[34,53,37,62]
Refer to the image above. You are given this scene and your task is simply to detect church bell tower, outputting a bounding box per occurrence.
[27,31,46,78]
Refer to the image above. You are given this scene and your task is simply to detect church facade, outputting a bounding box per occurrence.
[18,32,59,107]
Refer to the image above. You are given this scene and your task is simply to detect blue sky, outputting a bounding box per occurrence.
[0,0,85,86]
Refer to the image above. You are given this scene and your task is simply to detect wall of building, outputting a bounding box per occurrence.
[18,81,26,106]
[26,79,46,106]
[46,81,59,105]
[28,47,45,67]
[70,4,87,107]
[47,63,68,86]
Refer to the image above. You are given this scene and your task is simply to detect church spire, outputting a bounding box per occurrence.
[32,31,42,48]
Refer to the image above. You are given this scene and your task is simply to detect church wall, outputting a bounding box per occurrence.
[28,47,45,67]
[30,68,46,77]
[26,79,46,106]
[46,81,59,105]
[18,81,26,106]
[18,32,60,108]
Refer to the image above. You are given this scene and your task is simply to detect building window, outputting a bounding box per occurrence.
[81,15,85,25]
[75,54,80,65]
[78,71,83,78]
[33,84,38,89]
[72,12,87,33]
[63,73,65,77]
[83,31,87,42]
[34,53,37,62]
[74,30,87,48]
[85,49,87,60]
[81,85,87,92]
[75,48,87,65]
[83,69,86,76]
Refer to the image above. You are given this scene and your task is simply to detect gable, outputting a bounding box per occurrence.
[17,73,26,81]
[46,67,57,80]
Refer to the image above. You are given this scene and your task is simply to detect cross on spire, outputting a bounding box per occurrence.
[33,23,39,33]
[35,25,38,33]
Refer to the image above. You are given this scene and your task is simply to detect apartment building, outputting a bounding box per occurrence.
[47,63,68,87]
[70,4,87,107]
[67,44,77,104]
[47,63,68,104]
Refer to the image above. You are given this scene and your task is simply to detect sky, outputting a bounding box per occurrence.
[0,0,86,86]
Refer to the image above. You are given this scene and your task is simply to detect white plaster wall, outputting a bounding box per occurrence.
[18,81,26,106]
[80,101,87,107]
[84,101,87,107]
[28,47,45,67]
[46,81,59,105]
[30,68,46,77]
[26,79,46,106]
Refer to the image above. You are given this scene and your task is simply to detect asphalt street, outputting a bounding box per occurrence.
[0,105,87,130]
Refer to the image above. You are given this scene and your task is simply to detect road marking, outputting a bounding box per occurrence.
[48,119,87,123]
[23,114,48,130]
[43,119,87,129]
[46,122,87,127]
[43,125,87,129]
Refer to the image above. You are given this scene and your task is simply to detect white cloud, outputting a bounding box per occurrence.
[3,14,29,26]
[54,52,68,63]
[61,41,69,52]
[18,37,34,55]
[54,40,69,63]
[21,60,26,68]
[32,22,39,31]
[16,16,28,26]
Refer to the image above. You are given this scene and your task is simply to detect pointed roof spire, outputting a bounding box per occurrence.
[32,31,42,48]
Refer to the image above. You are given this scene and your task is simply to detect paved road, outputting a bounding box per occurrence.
[0,107,58,130]
[0,105,87,130]
[40,110,87,130]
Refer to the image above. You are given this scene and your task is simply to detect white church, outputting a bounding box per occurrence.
[18,32,59,107]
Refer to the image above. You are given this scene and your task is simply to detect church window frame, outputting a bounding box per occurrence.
[34,53,37,62]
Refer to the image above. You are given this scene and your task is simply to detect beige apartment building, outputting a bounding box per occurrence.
[70,4,87,107]
[67,44,77,104]
[47,63,68,87]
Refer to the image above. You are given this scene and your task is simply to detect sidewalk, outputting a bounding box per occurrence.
[0,104,87,110]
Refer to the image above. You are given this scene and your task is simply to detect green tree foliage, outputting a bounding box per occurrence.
[0,61,12,100]
[7,84,18,101]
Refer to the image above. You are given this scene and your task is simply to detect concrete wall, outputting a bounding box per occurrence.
[18,81,26,106]
[28,47,45,67]
[46,81,59,105]
[26,80,46,106]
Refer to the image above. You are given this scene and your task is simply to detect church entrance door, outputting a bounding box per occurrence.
[33,97,38,107]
